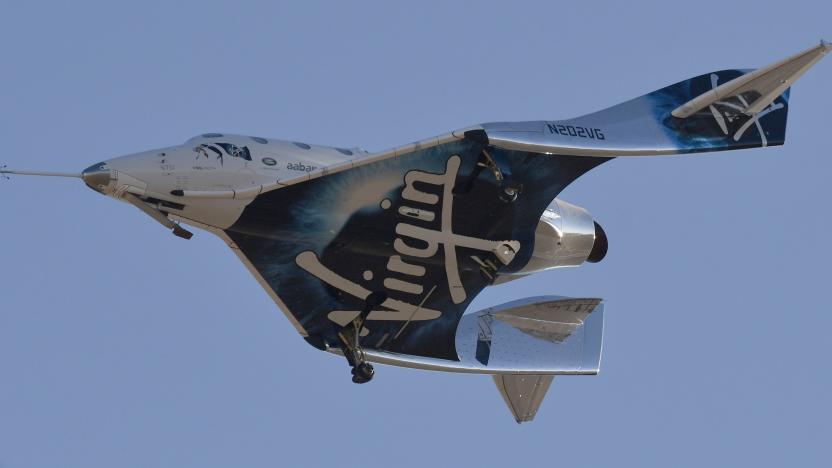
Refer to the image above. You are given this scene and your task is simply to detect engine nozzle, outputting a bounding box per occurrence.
[587,221,608,263]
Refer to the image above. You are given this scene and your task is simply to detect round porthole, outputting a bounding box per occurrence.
[202,133,223,138]
[262,157,277,166]
[251,136,268,144]
[336,148,353,156]
[293,142,311,150]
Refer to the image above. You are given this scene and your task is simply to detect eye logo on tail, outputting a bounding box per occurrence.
[706,73,786,147]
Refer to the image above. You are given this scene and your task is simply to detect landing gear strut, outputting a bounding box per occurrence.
[451,142,522,203]
[338,291,387,384]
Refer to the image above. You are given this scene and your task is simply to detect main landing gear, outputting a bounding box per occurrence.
[338,291,387,384]
[454,130,523,203]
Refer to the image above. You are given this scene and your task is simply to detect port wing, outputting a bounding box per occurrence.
[222,138,606,360]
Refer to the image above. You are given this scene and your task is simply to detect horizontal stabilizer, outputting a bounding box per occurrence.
[493,374,554,423]
[673,40,831,118]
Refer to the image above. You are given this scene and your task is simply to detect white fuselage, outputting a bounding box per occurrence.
[88,133,366,229]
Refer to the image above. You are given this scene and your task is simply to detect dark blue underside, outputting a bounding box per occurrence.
[654,69,790,152]
[225,140,608,360]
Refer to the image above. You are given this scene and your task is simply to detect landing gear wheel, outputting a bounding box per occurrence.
[351,362,375,384]
[499,183,522,203]
[338,291,387,384]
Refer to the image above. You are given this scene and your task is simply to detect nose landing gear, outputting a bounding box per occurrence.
[121,192,194,239]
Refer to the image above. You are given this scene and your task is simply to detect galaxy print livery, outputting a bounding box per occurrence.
[225,139,607,360]
[2,41,829,423]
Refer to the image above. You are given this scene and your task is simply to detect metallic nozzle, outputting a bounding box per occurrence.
[587,222,608,263]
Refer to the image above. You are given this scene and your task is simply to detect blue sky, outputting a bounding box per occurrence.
[1,1,830,467]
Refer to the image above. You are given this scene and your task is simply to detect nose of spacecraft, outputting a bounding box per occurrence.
[82,162,113,194]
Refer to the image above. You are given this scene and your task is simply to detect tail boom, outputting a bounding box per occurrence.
[478,41,829,158]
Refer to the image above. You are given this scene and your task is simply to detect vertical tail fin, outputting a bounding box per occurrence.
[658,40,830,153]
[493,374,555,423]
[653,68,792,152]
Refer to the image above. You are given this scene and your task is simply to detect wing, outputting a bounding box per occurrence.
[223,135,608,360]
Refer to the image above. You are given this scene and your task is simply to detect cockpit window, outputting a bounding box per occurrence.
[336,148,354,156]
[251,136,268,144]
[293,142,312,150]
[202,133,223,138]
